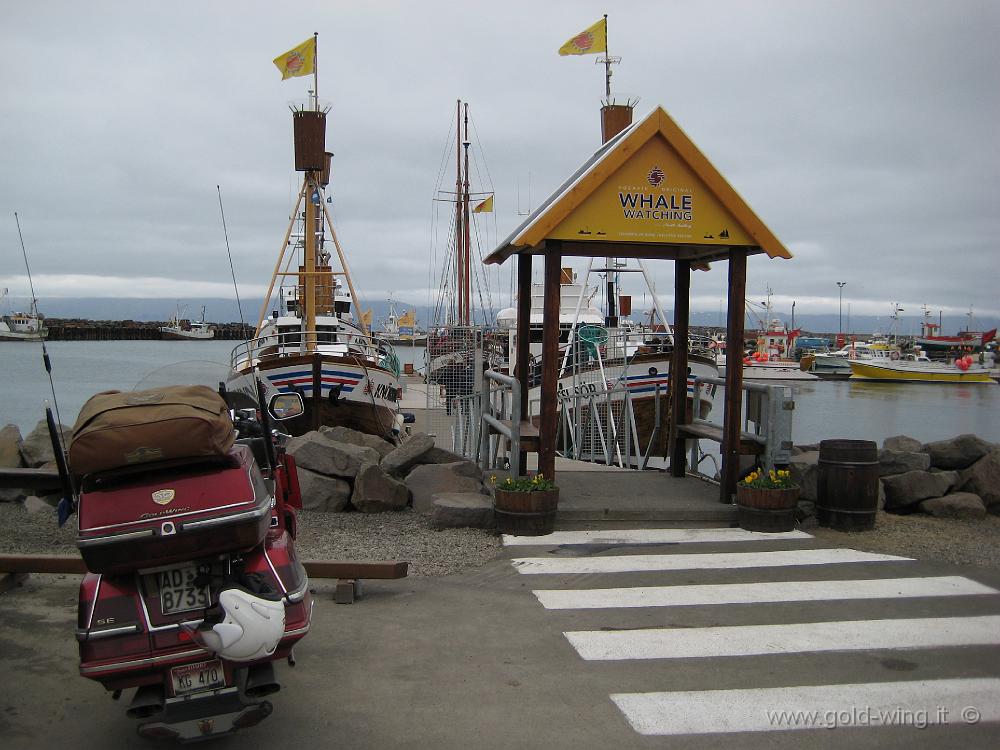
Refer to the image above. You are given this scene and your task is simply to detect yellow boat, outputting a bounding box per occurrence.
[848,357,994,384]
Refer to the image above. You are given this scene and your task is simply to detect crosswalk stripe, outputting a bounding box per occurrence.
[565,614,1000,660]
[512,547,911,575]
[503,528,812,547]
[533,575,999,610]
[611,678,1000,735]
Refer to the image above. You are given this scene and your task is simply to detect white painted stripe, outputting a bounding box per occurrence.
[611,678,1000,735]
[565,614,1000,660]
[503,528,813,547]
[511,548,911,575]
[534,576,998,610]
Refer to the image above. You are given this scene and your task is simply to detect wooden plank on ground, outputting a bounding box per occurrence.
[0,468,63,491]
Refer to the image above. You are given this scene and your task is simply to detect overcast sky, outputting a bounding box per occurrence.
[1,0,997,326]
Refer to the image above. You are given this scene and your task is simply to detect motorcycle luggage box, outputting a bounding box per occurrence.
[69,385,235,478]
[77,445,272,575]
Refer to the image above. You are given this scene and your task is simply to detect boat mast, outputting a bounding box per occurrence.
[461,103,472,326]
[453,100,463,327]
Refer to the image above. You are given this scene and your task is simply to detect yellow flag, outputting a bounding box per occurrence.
[473,195,494,213]
[360,308,373,328]
[273,37,316,80]
[558,18,607,56]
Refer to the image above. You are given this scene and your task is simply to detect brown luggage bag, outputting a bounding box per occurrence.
[70,385,235,476]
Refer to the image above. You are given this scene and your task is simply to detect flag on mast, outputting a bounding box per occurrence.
[558,18,607,56]
[473,195,494,213]
[273,37,316,80]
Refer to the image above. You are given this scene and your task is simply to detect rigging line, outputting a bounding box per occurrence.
[469,215,495,325]
[468,115,495,194]
[216,185,246,333]
[13,212,69,451]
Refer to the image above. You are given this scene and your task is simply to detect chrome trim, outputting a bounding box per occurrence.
[80,647,210,675]
[285,572,310,604]
[262,547,288,595]
[77,528,155,548]
[85,574,102,630]
[81,499,257,533]
[180,504,267,531]
[79,623,141,640]
[282,623,311,638]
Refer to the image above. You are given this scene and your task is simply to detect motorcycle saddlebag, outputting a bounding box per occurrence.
[76,444,272,574]
[69,385,235,477]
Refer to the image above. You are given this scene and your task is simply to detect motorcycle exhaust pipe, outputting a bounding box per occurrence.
[126,684,165,719]
[244,662,281,698]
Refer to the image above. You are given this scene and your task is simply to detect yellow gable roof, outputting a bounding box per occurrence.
[485,106,791,264]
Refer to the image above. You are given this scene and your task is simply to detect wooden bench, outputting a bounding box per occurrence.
[677,422,765,456]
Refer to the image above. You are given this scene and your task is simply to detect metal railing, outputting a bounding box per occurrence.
[230,330,399,374]
[444,369,523,477]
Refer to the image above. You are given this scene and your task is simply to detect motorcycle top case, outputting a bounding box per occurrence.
[69,385,235,478]
[77,444,272,574]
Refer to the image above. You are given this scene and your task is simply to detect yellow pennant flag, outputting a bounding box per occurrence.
[558,18,607,56]
[473,195,494,213]
[273,37,316,80]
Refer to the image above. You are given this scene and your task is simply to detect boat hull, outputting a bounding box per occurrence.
[228,354,401,440]
[848,360,994,383]
[160,329,215,341]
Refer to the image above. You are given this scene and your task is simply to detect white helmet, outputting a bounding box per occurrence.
[185,587,285,662]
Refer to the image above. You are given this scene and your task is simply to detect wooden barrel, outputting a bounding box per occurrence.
[817,439,879,531]
[494,488,558,536]
[736,485,799,533]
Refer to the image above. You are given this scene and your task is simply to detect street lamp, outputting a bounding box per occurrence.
[836,282,847,334]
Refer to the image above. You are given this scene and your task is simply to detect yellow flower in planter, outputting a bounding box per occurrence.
[493,473,558,492]
[738,467,796,490]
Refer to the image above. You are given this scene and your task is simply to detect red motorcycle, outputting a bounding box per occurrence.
[54,380,312,741]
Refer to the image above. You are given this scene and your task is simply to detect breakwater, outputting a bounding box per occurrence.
[42,319,253,341]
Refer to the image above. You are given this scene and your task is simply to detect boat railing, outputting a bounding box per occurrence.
[682,377,795,478]
[556,326,715,381]
[230,330,399,375]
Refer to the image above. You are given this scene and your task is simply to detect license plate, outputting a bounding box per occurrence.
[170,659,226,696]
[157,563,211,615]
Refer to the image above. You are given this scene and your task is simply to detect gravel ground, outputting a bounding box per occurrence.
[1,501,997,574]
[0,502,502,578]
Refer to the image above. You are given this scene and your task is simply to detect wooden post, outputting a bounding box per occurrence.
[722,249,748,502]
[539,244,562,480]
[515,253,532,472]
[670,260,691,476]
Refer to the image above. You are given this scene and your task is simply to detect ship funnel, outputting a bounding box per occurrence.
[600,94,640,144]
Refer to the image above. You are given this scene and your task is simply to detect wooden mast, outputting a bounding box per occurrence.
[453,100,464,327]
[461,103,472,326]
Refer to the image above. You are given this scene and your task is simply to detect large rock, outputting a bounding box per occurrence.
[351,463,409,513]
[0,486,28,503]
[286,431,380,479]
[295,466,352,512]
[878,449,930,477]
[431,492,495,529]
[882,470,956,510]
[19,419,69,468]
[883,435,923,453]
[918,492,987,520]
[788,451,819,502]
[415,446,468,466]
[923,434,993,470]
[381,434,435,477]
[318,425,395,458]
[0,424,24,468]
[959,448,1000,514]
[405,461,486,513]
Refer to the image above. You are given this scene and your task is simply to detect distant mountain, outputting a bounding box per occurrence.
[31,298,1000,339]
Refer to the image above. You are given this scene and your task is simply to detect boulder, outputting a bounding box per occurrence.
[318,425,395,458]
[959,448,1000,514]
[381,433,435,477]
[788,451,819,502]
[19,419,69,468]
[351,463,409,513]
[923,434,993,470]
[295,466,352,512]
[286,431,380,479]
[405,462,486,513]
[882,470,956,510]
[431,492,496,529]
[918,492,987,520]
[794,443,820,455]
[415,446,468,466]
[0,486,28,503]
[22,495,53,515]
[883,435,923,453]
[795,499,816,521]
[0,424,24,468]
[878,449,930,477]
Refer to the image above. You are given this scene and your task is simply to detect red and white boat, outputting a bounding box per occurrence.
[915,307,995,353]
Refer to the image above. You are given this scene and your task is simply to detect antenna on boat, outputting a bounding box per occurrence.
[217,185,247,333]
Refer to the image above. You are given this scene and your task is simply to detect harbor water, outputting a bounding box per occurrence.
[2,340,998,446]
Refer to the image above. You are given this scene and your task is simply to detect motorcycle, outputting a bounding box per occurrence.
[51,375,312,741]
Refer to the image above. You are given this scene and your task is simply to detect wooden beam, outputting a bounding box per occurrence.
[516,253,532,472]
[0,468,63,491]
[538,243,562,480]
[670,260,691,476]
[722,249,748,502]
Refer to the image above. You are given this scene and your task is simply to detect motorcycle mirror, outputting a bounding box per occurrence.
[268,393,304,421]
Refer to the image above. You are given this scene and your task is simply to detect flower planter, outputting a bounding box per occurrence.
[493,487,559,536]
[736,484,800,533]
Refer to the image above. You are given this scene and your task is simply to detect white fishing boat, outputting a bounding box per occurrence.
[380,302,427,345]
[227,59,402,439]
[0,292,48,342]
[717,291,817,381]
[159,305,215,340]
